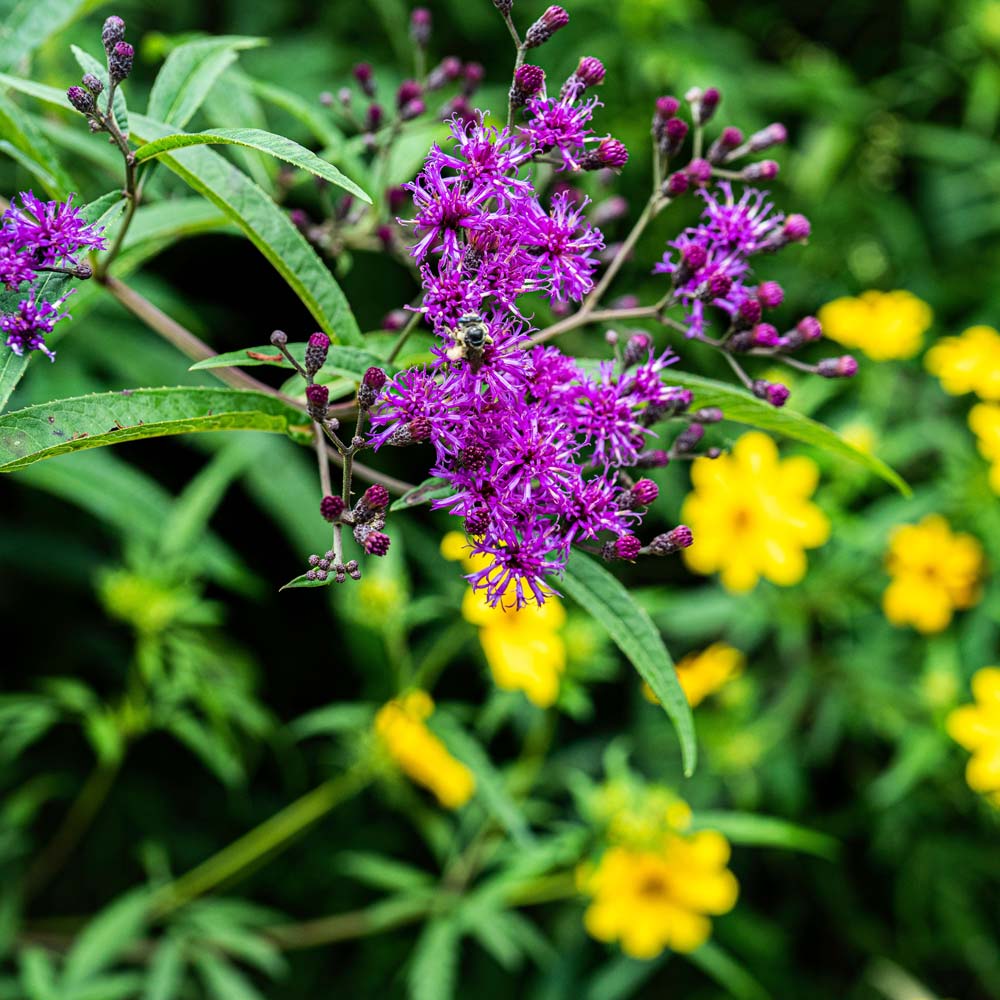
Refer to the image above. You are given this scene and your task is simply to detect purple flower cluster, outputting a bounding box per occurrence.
[372,117,692,608]
[0,192,106,360]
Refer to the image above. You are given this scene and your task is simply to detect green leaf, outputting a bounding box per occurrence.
[146,36,265,129]
[0,387,309,473]
[667,371,910,495]
[408,919,459,1000]
[0,92,75,197]
[337,851,435,893]
[686,941,772,1000]
[62,890,149,986]
[18,948,57,1000]
[70,45,127,135]
[0,354,29,418]
[194,953,266,1000]
[690,811,839,860]
[134,128,370,203]
[190,342,386,378]
[63,973,146,1000]
[556,551,697,776]
[244,75,344,149]
[0,0,101,72]
[389,476,452,512]
[129,112,362,345]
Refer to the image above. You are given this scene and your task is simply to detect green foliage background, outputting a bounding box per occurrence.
[1,0,999,997]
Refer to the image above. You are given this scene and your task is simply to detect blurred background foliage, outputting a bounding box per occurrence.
[1,0,999,997]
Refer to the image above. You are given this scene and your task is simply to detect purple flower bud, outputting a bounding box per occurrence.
[674,423,705,453]
[753,322,781,348]
[387,186,409,213]
[663,171,690,197]
[319,91,335,107]
[304,332,330,375]
[748,122,788,152]
[796,316,822,342]
[396,79,423,110]
[817,355,859,378]
[305,383,329,419]
[629,478,659,507]
[308,554,321,567]
[510,63,546,110]
[346,559,362,580]
[654,95,680,121]
[382,309,408,331]
[353,63,376,97]
[376,224,394,249]
[466,507,490,535]
[613,534,642,561]
[109,41,133,83]
[366,104,384,131]
[410,7,432,46]
[427,56,463,90]
[686,157,712,186]
[742,159,779,181]
[580,137,629,171]
[493,0,514,13]
[682,243,707,273]
[623,332,653,368]
[67,85,96,115]
[693,86,721,125]
[365,531,391,556]
[363,484,390,510]
[738,298,762,326]
[650,525,694,555]
[707,126,743,163]
[703,272,732,300]
[691,407,723,423]
[102,15,126,53]
[364,366,388,390]
[756,281,784,309]
[320,495,345,522]
[576,56,606,87]
[270,330,288,347]
[659,116,688,158]
[637,449,671,469]
[462,62,485,96]
[783,214,811,242]
[448,95,479,126]
[82,73,103,95]
[525,5,570,48]
[336,87,353,107]
[752,379,790,407]
[591,195,629,226]
[400,98,426,121]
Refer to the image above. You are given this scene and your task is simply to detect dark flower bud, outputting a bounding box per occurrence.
[382,309,408,331]
[305,569,318,581]
[387,417,431,446]
[681,243,707,274]
[308,554,321,566]
[674,423,705,453]
[396,79,423,110]
[375,224,394,250]
[510,64,545,109]
[270,329,288,347]
[365,531,391,556]
[304,332,330,376]
[748,122,788,152]
[623,332,653,369]
[363,105,382,133]
[493,0,514,14]
[364,366,388,390]
[636,449,671,468]
[649,525,693,555]
[606,534,642,561]
[525,6,570,48]
[82,73,104,95]
[699,271,731,300]
[783,214,811,242]
[691,86,721,125]
[320,495,345,522]
[400,98,426,122]
[305,383,329,419]
[738,297,762,326]
[691,407,723,423]
[686,157,712,186]
[576,56,606,87]
[357,384,377,410]
[741,159,779,182]
[462,62,485,96]
[102,15,126,54]
[663,171,690,197]
[654,95,680,123]
[353,63,376,97]
[289,209,310,232]
[409,416,432,441]
[660,116,688,158]
[319,90,335,107]
[752,379,790,407]
[591,196,629,227]
[817,355,859,378]
[387,186,409,213]
[579,137,629,171]
[109,42,134,83]
[427,56,463,90]
[628,478,659,507]
[363,484,390,510]
[410,7,432,46]
[707,126,742,163]
[448,95,479,126]
[346,559,362,580]
[67,85,96,115]
[756,281,784,309]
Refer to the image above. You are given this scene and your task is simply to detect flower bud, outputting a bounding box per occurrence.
[636,449,671,468]
[510,64,545,110]
[796,316,822,342]
[365,531,391,556]
[353,63,376,97]
[305,383,329,420]
[364,366,388,390]
[752,379,790,407]
[649,525,693,555]
[304,332,330,376]
[67,85,96,115]
[663,171,690,197]
[609,534,642,561]
[659,116,688,158]
[560,56,605,101]
[524,5,570,48]
[108,41,134,83]
[366,104,384,131]
[783,214,811,242]
[747,122,788,152]
[346,559,362,580]
[320,495,345,522]
[690,86,720,125]
[686,157,712,186]
[756,281,784,309]
[628,479,659,507]
[674,423,705,453]
[396,79,423,110]
[817,355,859,378]
[738,297,762,326]
[363,484,390,510]
[654,95,680,122]
[400,98,426,121]
[82,73,103,95]
[752,322,781,348]
[466,507,490,535]
[493,0,514,13]
[462,62,485,96]
[707,126,743,164]
[691,407,723,423]
[579,137,629,171]
[270,329,288,347]
[101,15,126,54]
[623,332,652,369]
[427,56,462,91]
[741,159,779,181]
[409,7,432,46]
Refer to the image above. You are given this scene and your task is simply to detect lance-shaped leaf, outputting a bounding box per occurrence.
[0,92,75,198]
[555,550,697,775]
[133,128,371,202]
[667,370,910,494]
[0,387,311,473]
[0,0,100,71]
[190,342,386,378]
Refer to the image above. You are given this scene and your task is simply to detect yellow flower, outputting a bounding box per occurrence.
[946,667,1000,807]
[374,691,475,808]
[442,532,567,707]
[970,403,1000,493]
[818,290,932,360]
[580,833,738,958]
[926,325,1000,400]
[882,515,984,633]
[642,642,745,708]
[681,432,830,592]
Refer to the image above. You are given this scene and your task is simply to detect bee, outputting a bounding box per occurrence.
[446,312,493,374]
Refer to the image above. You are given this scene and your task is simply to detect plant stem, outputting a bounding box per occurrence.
[385,307,424,365]
[150,764,371,918]
[23,758,122,898]
[531,305,660,345]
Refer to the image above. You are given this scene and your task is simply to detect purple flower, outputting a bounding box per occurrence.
[4,192,106,268]
[0,230,37,290]
[520,96,601,171]
[1,289,72,360]
[403,160,493,259]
